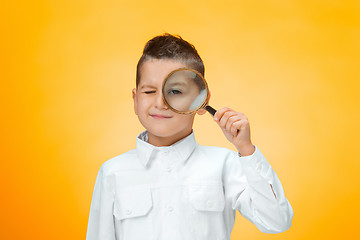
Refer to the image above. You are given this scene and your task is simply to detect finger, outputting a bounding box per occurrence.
[214,107,232,121]
[230,120,241,136]
[225,115,242,132]
[215,108,246,122]
[231,119,249,135]
[219,111,238,129]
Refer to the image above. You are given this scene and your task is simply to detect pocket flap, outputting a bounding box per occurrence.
[189,184,225,212]
[114,187,153,220]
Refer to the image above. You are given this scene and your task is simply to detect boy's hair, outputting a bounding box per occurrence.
[136,33,205,88]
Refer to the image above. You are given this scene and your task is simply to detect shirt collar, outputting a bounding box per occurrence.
[136,130,198,168]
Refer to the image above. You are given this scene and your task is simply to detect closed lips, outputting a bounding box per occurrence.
[150,114,172,118]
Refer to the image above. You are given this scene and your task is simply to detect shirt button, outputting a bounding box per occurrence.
[126,209,132,215]
[166,167,172,172]
[167,206,174,212]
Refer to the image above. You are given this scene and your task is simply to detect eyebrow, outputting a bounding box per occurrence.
[140,84,158,89]
[168,81,188,88]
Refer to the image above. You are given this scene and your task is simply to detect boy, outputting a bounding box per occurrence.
[86,33,294,240]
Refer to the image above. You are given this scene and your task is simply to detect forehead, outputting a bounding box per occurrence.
[139,59,188,88]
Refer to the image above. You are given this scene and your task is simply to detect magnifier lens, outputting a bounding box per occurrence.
[163,69,207,113]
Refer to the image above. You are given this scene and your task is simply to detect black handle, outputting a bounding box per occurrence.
[205,105,217,116]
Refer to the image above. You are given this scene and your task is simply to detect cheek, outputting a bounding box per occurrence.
[136,96,150,111]
[174,113,195,124]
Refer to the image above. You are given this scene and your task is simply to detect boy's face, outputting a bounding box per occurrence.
[132,59,206,145]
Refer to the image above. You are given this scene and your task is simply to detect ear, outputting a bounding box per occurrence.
[206,90,211,104]
[132,88,138,115]
[197,89,211,115]
[196,108,207,115]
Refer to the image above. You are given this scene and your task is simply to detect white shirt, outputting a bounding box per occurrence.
[86,130,293,240]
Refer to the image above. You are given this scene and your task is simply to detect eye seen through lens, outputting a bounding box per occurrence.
[163,69,208,113]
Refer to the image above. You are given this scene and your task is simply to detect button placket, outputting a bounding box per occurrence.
[160,148,176,174]
[167,205,174,212]
[162,149,170,156]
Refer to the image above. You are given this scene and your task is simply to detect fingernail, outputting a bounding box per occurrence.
[214,117,218,121]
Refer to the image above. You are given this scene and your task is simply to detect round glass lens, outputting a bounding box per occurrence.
[163,69,207,113]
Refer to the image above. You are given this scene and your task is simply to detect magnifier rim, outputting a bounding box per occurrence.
[162,67,209,114]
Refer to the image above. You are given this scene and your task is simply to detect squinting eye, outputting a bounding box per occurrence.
[144,91,156,94]
[168,89,182,95]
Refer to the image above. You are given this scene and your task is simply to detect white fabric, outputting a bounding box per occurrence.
[86,130,293,240]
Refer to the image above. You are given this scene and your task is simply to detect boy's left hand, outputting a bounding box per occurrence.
[214,107,255,156]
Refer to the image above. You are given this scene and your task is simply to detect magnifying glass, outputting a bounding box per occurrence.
[162,68,240,134]
[162,68,217,115]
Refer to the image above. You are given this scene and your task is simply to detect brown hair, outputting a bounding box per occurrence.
[136,33,205,88]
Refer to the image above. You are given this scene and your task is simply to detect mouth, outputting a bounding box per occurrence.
[150,114,172,119]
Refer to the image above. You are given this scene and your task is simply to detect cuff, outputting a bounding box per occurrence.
[237,145,274,182]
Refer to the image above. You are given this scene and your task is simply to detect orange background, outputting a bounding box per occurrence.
[1,0,359,239]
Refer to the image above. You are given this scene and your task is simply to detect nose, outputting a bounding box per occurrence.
[154,90,169,110]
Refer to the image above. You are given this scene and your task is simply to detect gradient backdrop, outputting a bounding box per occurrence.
[1,0,359,239]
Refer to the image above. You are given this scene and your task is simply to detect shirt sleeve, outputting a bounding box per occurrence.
[86,164,116,240]
[223,145,294,233]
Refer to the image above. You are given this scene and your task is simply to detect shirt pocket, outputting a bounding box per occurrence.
[189,183,226,212]
[113,186,154,240]
[187,183,227,240]
[113,186,153,220]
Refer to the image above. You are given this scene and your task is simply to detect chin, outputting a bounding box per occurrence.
[138,117,193,138]
[147,127,178,138]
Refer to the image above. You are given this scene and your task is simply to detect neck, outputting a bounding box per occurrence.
[147,129,192,147]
